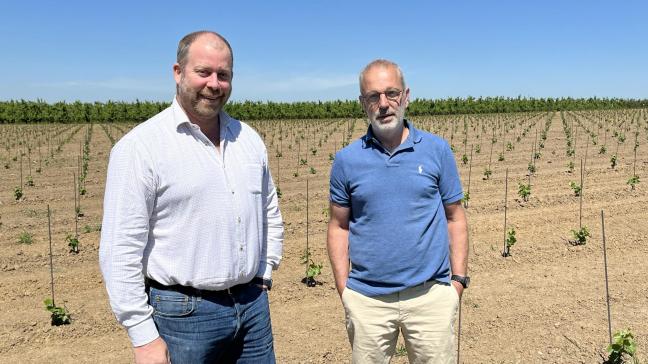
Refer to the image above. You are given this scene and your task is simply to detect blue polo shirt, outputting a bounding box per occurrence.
[329,120,463,297]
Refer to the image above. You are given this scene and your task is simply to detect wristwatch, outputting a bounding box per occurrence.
[451,275,470,288]
[252,277,273,290]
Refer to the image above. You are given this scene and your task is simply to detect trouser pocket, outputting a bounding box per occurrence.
[149,287,196,317]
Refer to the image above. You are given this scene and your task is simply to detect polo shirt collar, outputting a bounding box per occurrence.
[363,119,422,151]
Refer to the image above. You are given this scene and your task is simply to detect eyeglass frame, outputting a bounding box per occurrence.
[360,88,405,106]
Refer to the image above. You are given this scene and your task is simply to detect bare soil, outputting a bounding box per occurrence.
[1,111,646,363]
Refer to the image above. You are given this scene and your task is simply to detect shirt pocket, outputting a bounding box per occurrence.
[244,163,263,194]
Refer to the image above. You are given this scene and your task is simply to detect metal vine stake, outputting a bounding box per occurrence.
[28,148,32,176]
[47,205,56,305]
[464,145,473,209]
[73,172,78,237]
[20,152,24,190]
[579,159,584,229]
[601,210,612,346]
[305,177,310,279]
[502,168,509,257]
[276,152,280,193]
[457,296,463,364]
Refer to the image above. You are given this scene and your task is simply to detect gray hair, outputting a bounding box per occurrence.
[176,30,233,70]
[359,59,406,93]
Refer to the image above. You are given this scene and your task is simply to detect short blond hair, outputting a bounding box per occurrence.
[177,30,233,70]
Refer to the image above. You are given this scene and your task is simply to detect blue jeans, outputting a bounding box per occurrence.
[149,282,275,364]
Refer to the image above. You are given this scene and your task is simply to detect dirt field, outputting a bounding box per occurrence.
[1,110,646,363]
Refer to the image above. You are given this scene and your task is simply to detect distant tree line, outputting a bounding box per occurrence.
[1,97,646,123]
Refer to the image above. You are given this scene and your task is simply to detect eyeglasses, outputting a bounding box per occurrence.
[361,89,403,105]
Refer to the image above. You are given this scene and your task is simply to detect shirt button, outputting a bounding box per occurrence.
[231,190,235,194]
[237,217,241,223]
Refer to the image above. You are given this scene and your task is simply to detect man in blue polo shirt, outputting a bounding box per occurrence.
[327,59,469,363]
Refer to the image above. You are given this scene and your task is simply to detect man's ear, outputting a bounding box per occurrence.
[173,63,182,84]
[358,96,367,114]
[403,88,410,109]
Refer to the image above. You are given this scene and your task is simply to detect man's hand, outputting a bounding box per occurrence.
[134,337,170,364]
[451,280,464,299]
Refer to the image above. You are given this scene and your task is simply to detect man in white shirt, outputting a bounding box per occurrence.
[99,30,284,364]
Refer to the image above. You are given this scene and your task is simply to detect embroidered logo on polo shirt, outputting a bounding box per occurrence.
[418,165,423,174]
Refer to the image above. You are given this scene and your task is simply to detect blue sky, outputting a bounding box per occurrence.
[1,0,646,103]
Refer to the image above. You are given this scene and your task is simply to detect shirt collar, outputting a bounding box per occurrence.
[171,96,232,136]
[362,119,422,150]
[171,97,190,128]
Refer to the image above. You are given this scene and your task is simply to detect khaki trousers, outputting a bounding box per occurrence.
[341,282,459,364]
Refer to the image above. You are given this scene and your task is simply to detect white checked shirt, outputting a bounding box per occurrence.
[99,98,284,346]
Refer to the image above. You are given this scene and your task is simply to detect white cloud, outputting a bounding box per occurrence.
[233,72,358,101]
[13,73,361,102]
[30,77,170,93]
[267,75,357,92]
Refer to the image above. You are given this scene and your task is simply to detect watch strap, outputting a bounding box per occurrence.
[252,277,272,290]
[451,274,469,288]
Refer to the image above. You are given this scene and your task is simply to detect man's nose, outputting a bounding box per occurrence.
[206,73,220,89]
[378,93,390,109]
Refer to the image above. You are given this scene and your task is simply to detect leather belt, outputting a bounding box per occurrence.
[146,277,264,296]
[414,278,440,289]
